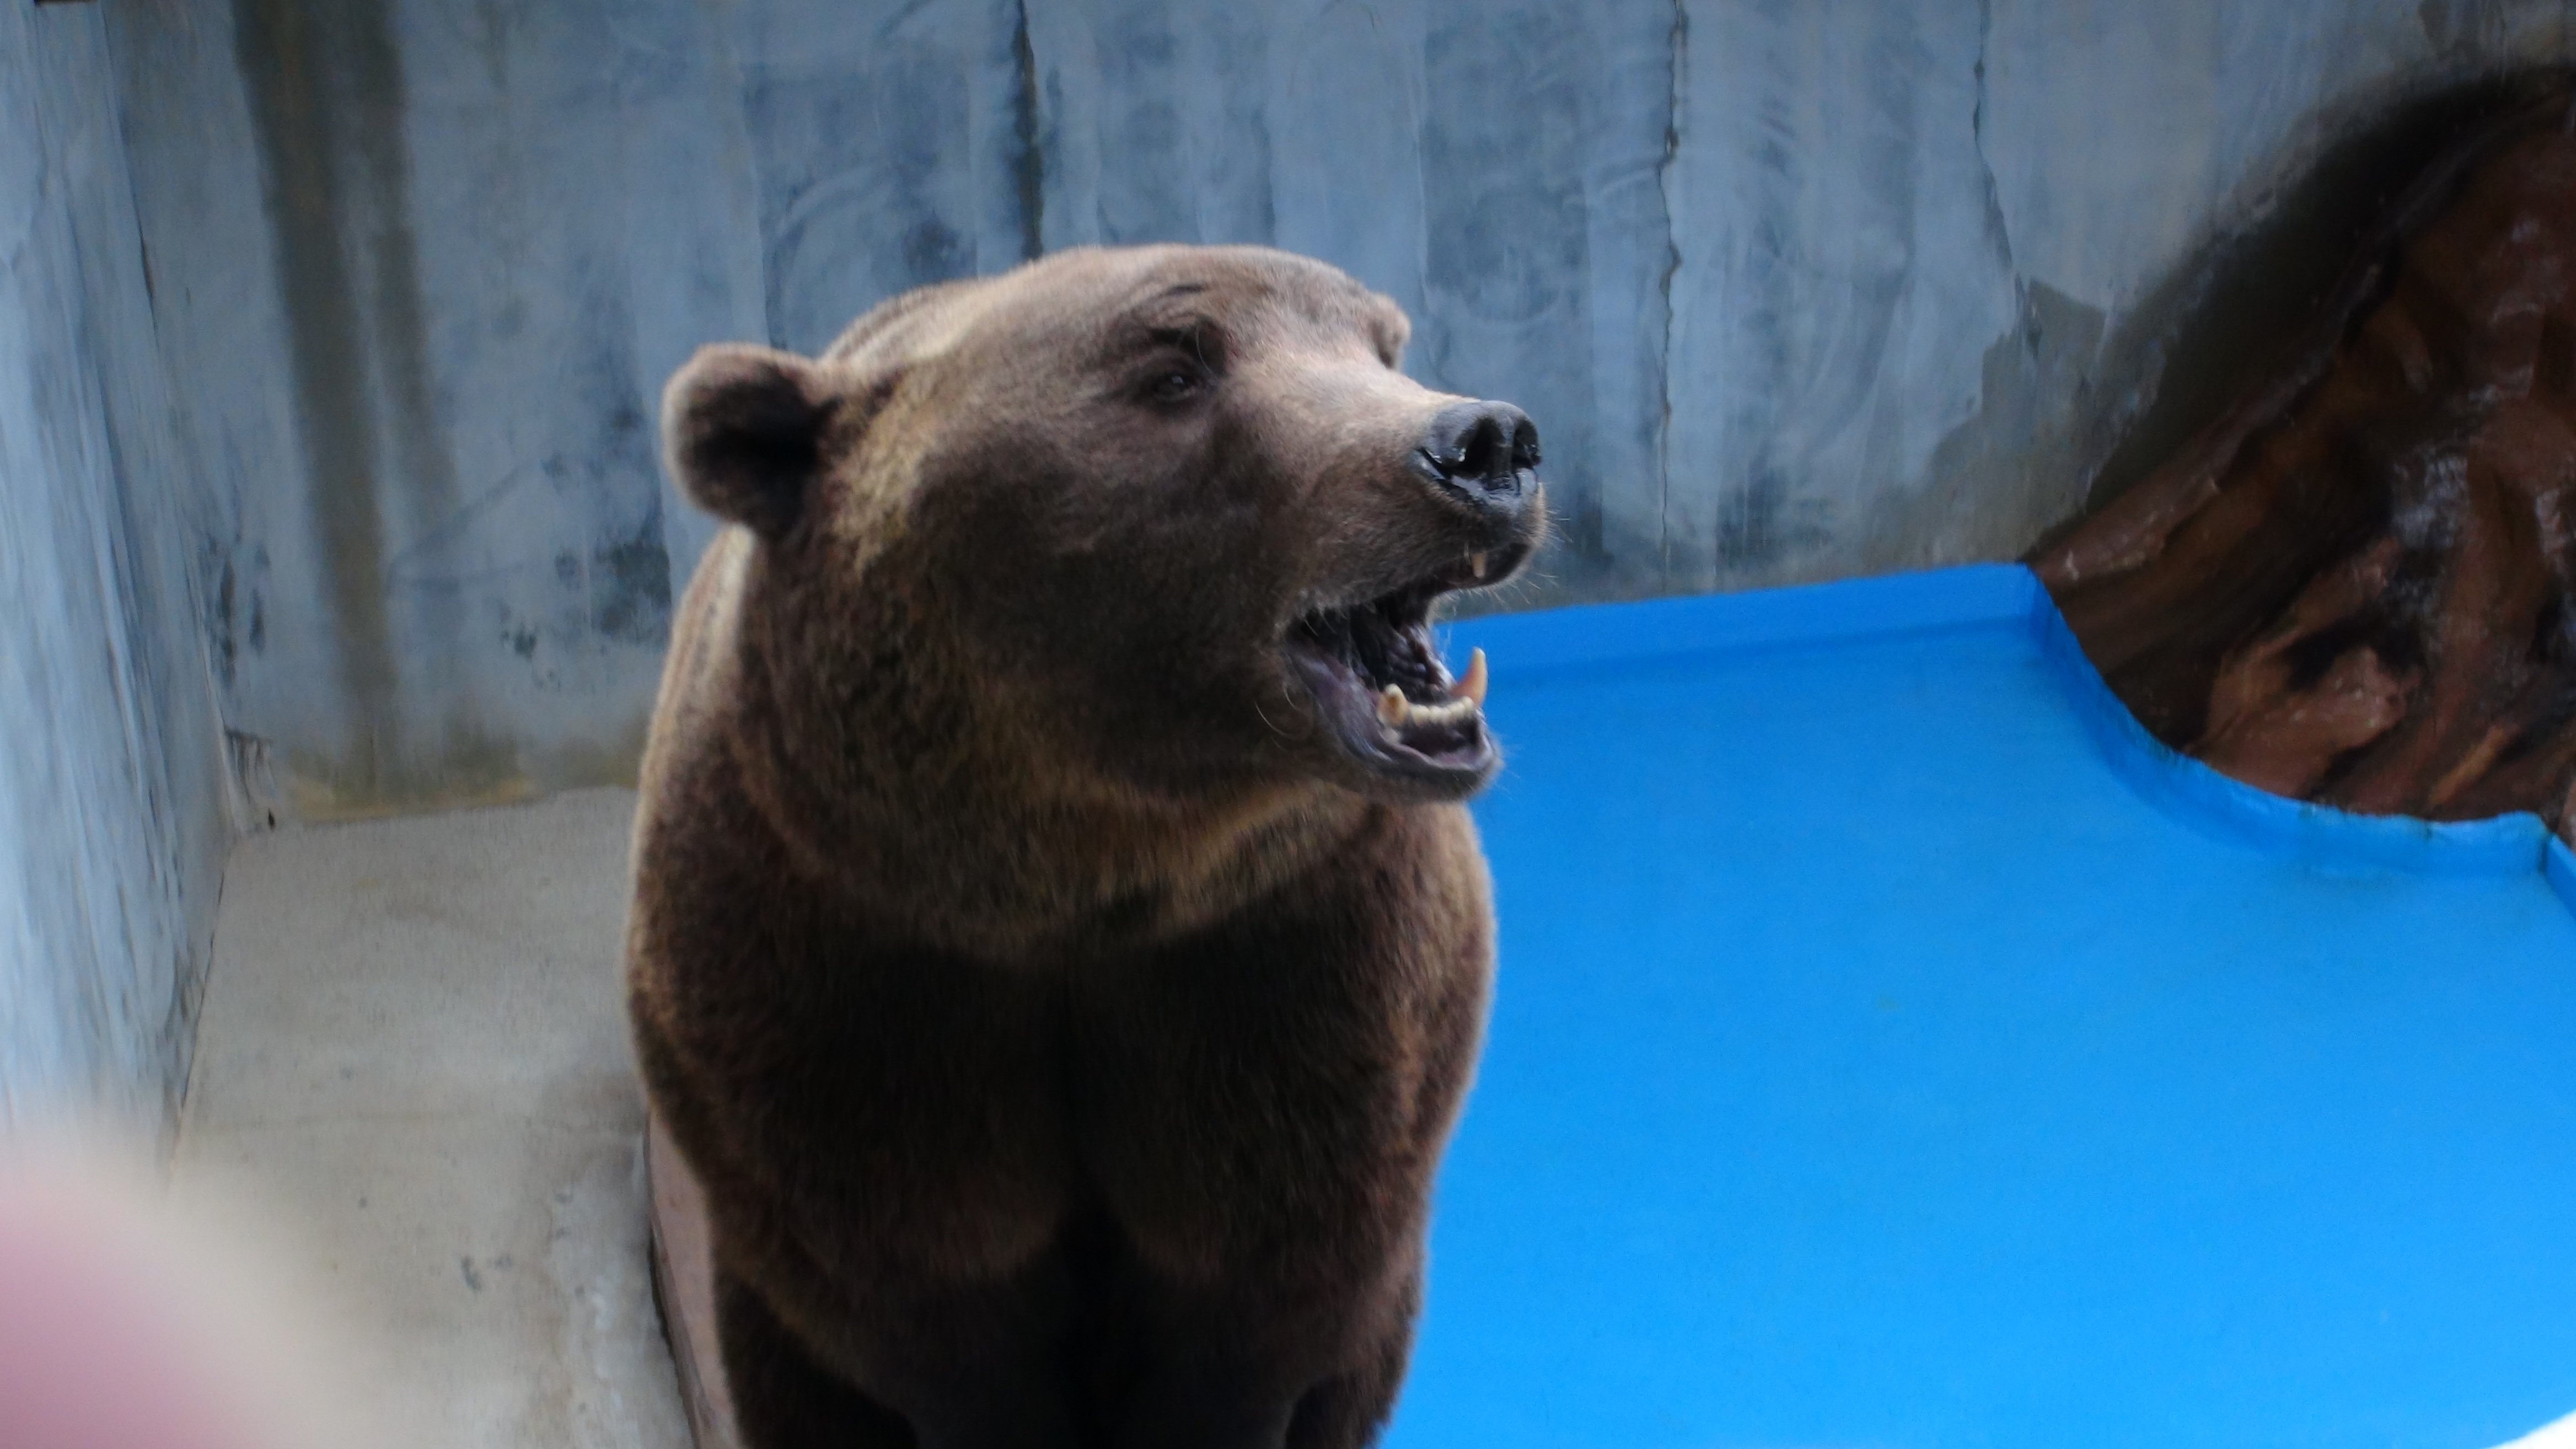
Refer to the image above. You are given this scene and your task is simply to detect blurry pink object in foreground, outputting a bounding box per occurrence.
[0,1174,268,1449]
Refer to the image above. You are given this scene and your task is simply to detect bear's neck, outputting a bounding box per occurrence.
[723,589,1372,960]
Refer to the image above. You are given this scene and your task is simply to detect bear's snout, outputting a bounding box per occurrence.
[1411,399,1541,527]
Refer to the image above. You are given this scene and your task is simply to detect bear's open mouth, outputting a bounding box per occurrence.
[1283,561,1499,788]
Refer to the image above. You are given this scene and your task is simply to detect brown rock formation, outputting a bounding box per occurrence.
[2037,93,2576,839]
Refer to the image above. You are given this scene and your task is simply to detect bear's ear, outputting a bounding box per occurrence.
[662,344,834,538]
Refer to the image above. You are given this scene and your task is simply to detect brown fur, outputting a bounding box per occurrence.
[626,245,1545,1448]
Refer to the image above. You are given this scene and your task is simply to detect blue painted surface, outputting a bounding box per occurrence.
[1393,565,2576,1449]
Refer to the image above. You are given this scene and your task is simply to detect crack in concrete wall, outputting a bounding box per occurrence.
[1656,0,1688,580]
[1969,0,2018,285]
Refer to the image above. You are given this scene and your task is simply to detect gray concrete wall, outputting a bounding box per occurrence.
[0,2,234,1136]
[105,0,2576,815]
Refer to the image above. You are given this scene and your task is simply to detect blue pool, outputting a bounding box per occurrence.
[1390,566,2576,1449]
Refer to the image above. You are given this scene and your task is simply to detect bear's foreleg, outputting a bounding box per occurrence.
[717,1261,1086,1449]
[1099,1252,1424,1449]
[1282,1265,1420,1449]
[717,1268,914,1449]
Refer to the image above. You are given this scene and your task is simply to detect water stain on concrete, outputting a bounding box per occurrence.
[232,0,406,790]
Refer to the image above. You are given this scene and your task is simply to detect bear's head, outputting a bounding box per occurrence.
[663,245,1546,830]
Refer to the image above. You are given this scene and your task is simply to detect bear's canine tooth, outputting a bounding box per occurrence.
[1451,647,1488,709]
[1376,684,1408,726]
[1469,551,1489,579]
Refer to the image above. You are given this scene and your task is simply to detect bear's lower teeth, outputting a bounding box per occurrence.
[1374,649,1490,732]
[1378,688,1479,731]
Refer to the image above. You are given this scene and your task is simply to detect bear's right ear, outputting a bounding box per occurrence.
[662,344,834,538]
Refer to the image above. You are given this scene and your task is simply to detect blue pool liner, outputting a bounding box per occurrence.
[1461,562,2571,894]
[1389,564,2576,1449]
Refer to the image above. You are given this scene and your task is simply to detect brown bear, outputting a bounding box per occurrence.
[626,243,1546,1449]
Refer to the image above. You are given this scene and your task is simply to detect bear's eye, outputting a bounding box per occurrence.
[1146,368,1204,404]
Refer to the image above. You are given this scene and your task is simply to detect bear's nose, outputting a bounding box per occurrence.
[1415,400,1540,514]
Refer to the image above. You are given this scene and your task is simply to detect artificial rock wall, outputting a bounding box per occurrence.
[2044,92,2576,838]
[79,1,2576,823]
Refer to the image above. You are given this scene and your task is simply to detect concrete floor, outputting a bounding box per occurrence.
[153,764,2576,1449]
[172,788,691,1448]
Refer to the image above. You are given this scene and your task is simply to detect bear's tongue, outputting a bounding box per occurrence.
[1344,598,1446,701]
